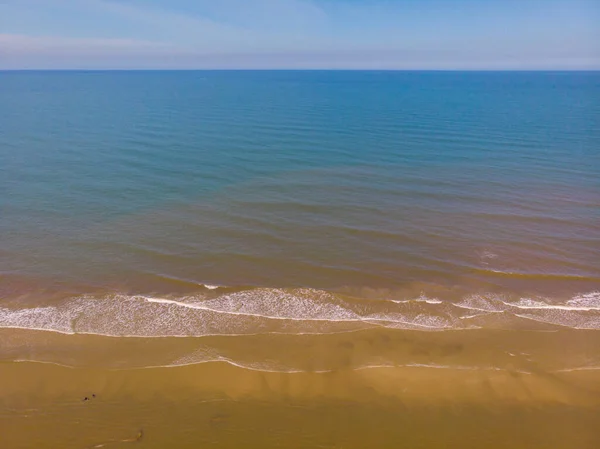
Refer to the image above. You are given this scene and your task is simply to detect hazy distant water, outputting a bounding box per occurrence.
[1,71,599,338]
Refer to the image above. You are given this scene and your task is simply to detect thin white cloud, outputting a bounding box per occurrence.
[102,0,329,31]
[2,33,598,70]
[92,0,332,53]
[0,33,182,68]
[2,0,327,53]
[77,0,259,48]
[0,0,598,69]
[0,34,173,54]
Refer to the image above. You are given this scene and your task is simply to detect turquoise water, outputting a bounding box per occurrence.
[1,71,599,335]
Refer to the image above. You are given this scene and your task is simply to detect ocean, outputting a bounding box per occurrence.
[1,70,599,448]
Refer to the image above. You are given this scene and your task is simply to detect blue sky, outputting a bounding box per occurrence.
[0,0,598,69]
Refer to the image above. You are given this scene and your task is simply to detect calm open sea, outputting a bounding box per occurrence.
[1,71,600,448]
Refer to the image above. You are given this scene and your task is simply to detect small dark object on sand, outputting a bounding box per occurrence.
[88,429,144,448]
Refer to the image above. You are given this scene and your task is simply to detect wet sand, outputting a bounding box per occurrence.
[1,326,600,448]
[2,361,600,449]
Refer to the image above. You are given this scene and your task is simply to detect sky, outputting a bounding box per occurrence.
[0,0,598,69]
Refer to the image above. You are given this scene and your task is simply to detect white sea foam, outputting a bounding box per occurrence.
[391,294,443,305]
[9,357,530,375]
[513,312,600,330]
[459,312,493,320]
[0,290,373,337]
[0,289,598,337]
[554,366,600,373]
[566,291,600,310]
[502,294,600,312]
[478,249,499,266]
[365,312,456,329]
[453,294,505,313]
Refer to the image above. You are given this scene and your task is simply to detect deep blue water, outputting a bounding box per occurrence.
[1,71,599,297]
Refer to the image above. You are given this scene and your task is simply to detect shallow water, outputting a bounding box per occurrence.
[1,70,599,447]
[2,71,599,296]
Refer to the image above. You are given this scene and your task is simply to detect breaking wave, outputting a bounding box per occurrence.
[0,288,598,337]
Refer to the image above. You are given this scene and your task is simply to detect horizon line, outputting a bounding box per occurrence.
[2,68,599,72]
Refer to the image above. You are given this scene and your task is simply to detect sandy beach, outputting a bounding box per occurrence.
[2,325,600,448]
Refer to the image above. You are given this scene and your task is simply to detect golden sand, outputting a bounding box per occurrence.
[1,352,600,448]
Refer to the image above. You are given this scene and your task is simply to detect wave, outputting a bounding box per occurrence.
[391,295,443,305]
[471,268,599,282]
[0,288,598,337]
[8,358,533,375]
[554,366,600,373]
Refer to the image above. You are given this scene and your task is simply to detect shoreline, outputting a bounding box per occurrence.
[3,358,600,406]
